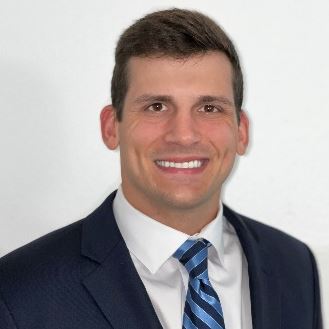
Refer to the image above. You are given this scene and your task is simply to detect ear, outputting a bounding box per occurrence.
[237,110,249,155]
[100,105,120,150]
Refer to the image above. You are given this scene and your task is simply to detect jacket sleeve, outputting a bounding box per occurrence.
[308,247,323,329]
[0,293,17,329]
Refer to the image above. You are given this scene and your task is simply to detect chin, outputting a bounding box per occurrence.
[155,190,210,210]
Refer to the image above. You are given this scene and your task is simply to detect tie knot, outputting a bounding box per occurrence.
[174,238,211,280]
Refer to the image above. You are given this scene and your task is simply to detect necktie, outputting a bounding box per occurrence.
[174,238,225,329]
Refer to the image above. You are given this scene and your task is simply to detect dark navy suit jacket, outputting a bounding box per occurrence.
[0,191,323,328]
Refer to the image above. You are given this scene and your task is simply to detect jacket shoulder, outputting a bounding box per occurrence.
[0,219,85,297]
[228,208,323,328]
[226,206,310,254]
[1,219,82,265]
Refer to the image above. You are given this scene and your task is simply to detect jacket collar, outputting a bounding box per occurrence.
[224,205,282,329]
[81,191,163,329]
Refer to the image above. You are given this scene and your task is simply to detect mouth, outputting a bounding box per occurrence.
[154,158,208,173]
[155,159,203,169]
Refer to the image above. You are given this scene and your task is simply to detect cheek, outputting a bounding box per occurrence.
[207,124,238,153]
[119,121,162,158]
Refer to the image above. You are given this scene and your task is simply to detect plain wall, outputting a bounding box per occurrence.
[0,0,328,325]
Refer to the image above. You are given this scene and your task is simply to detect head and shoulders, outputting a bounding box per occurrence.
[0,8,311,281]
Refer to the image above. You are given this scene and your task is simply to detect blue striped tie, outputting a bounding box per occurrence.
[174,238,226,329]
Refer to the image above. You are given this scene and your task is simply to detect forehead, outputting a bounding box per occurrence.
[125,52,234,101]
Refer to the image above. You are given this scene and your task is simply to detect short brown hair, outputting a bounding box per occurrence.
[111,8,243,121]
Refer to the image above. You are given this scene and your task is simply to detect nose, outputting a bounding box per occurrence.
[164,110,201,146]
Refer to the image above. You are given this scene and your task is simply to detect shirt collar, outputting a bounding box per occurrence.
[113,186,225,274]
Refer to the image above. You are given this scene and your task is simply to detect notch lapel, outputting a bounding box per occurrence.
[224,205,282,329]
[81,192,162,329]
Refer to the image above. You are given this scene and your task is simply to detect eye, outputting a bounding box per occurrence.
[201,104,221,113]
[147,103,167,112]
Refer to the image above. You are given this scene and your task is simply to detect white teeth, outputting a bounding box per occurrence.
[156,160,202,169]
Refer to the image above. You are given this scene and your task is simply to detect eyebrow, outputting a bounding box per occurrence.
[133,94,234,107]
[134,94,172,104]
[194,95,234,108]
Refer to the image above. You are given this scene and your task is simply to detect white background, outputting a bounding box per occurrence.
[0,0,328,325]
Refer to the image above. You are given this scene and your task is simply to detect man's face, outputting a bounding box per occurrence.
[101,52,248,217]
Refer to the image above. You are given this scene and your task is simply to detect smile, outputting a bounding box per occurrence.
[155,160,203,169]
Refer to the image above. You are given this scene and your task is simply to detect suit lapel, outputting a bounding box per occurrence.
[224,206,282,329]
[80,192,162,329]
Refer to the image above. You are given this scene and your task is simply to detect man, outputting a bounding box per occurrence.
[0,8,322,329]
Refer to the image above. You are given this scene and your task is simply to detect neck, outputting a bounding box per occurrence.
[152,205,220,235]
[121,187,220,235]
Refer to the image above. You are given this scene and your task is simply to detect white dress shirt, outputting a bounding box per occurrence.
[113,187,252,329]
